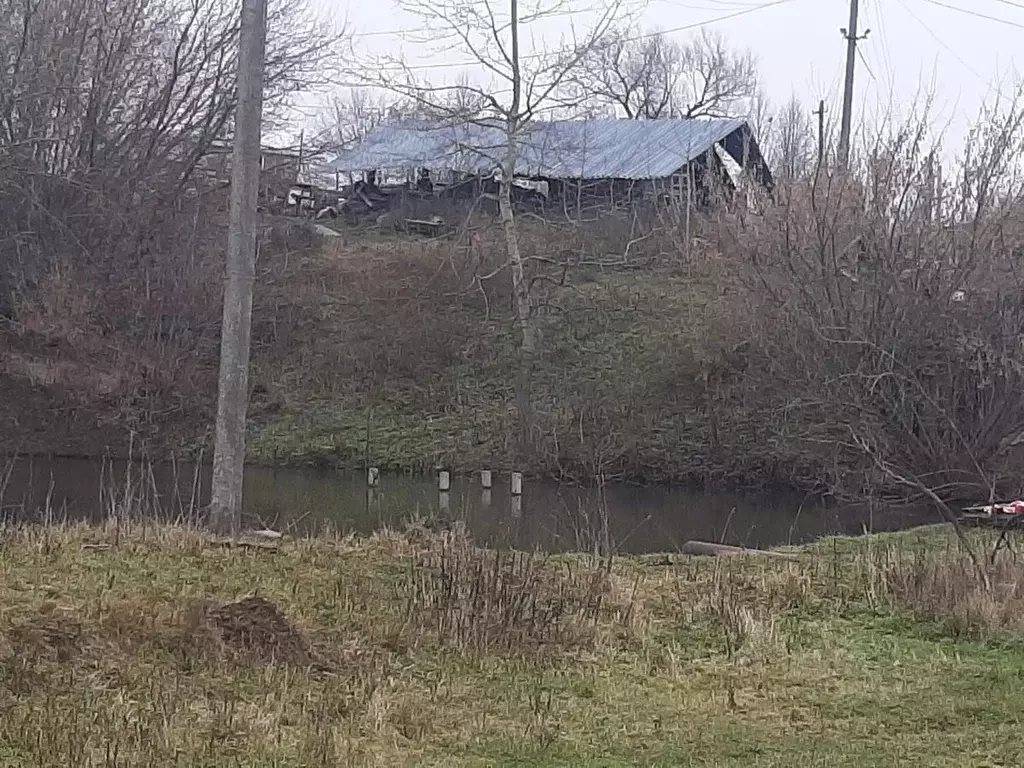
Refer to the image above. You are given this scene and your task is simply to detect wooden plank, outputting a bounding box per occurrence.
[680,540,797,560]
[958,512,1023,527]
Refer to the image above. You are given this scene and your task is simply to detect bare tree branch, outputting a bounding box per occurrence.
[564,26,758,121]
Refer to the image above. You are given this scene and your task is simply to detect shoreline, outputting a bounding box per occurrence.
[2,446,833,497]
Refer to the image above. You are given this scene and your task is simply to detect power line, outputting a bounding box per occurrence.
[918,0,1024,29]
[356,0,796,71]
[867,0,896,85]
[898,0,987,81]
[350,7,587,38]
[855,45,876,82]
[983,0,1024,11]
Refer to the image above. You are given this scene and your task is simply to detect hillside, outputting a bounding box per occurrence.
[5,190,1021,504]
[0,214,826,489]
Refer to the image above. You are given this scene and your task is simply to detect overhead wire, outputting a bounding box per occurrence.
[898,0,987,82]
[867,0,896,86]
[981,0,1024,11]
[855,45,876,82]
[352,0,797,71]
[349,6,590,38]
[917,0,1024,29]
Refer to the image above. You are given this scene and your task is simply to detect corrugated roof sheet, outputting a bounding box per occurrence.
[321,117,754,181]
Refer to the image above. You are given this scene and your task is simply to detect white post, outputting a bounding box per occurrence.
[438,470,451,492]
[510,471,523,496]
[367,467,380,487]
[480,469,493,488]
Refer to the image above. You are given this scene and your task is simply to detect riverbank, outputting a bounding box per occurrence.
[0,223,832,491]
[4,215,1021,500]
[1,521,1022,765]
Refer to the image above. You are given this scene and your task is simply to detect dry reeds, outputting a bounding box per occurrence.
[401,531,642,654]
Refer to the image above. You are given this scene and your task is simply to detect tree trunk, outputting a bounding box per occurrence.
[208,0,266,536]
[501,0,536,457]
[498,156,538,456]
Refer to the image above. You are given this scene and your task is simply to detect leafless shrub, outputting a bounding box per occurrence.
[714,92,1024,504]
[0,0,344,314]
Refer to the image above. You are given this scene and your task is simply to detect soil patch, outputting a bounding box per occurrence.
[199,595,312,666]
[4,611,83,663]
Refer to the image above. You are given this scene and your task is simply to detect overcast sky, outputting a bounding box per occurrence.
[293,0,1021,158]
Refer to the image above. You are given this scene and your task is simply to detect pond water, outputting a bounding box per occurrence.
[0,456,936,554]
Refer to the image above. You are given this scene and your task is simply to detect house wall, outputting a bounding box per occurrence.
[197,147,304,188]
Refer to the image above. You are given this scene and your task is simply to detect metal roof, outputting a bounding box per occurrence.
[321,117,759,181]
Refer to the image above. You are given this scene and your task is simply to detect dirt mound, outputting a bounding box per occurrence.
[4,611,82,663]
[201,596,311,666]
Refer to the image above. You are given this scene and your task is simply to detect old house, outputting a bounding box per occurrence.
[197,141,316,208]
[321,117,773,214]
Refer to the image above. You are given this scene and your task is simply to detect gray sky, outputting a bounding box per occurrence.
[294,0,1020,157]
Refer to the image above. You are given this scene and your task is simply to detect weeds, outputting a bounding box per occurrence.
[0,521,1023,765]
[402,531,638,654]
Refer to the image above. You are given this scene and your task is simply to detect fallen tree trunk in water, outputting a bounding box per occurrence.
[680,540,797,560]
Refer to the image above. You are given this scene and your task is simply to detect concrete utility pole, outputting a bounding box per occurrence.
[209,0,267,536]
[837,0,868,168]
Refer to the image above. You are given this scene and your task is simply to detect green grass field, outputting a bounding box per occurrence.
[1,522,1022,766]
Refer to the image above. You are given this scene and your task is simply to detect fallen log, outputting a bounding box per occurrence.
[680,540,797,560]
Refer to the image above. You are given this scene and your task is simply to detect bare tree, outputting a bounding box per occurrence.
[0,0,340,176]
[0,0,345,312]
[316,88,400,149]
[771,95,815,181]
[566,27,758,120]
[353,0,627,453]
[748,89,776,146]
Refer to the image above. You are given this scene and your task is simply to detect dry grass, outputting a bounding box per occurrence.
[402,531,642,654]
[1,520,1024,765]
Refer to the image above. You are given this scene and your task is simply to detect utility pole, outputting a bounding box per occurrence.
[209,0,267,536]
[837,0,868,168]
[813,99,826,171]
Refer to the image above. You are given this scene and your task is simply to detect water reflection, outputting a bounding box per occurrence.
[0,455,935,553]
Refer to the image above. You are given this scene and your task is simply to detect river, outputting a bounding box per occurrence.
[0,456,936,554]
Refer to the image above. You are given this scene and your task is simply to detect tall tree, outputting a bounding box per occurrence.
[566,27,758,120]
[772,95,815,181]
[354,0,626,454]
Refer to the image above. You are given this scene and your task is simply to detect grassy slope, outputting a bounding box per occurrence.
[241,229,819,487]
[0,220,825,487]
[2,523,1023,766]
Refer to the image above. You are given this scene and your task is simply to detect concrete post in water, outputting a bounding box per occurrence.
[438,470,451,492]
[481,489,492,507]
[480,470,492,489]
[439,491,450,512]
[510,494,522,517]
[367,467,380,487]
[510,472,522,496]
